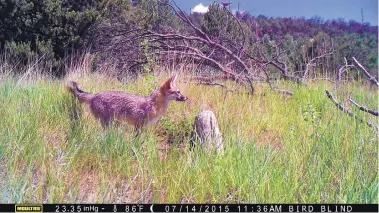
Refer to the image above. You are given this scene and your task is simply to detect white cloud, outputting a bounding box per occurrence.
[192,3,209,13]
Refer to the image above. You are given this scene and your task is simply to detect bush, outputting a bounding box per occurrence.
[4,40,59,75]
[0,0,106,76]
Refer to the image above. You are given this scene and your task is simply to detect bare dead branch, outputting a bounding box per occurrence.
[349,97,378,117]
[325,90,378,131]
[146,4,252,75]
[352,57,379,87]
[302,50,334,81]
[157,50,236,77]
[337,64,355,82]
[146,31,250,73]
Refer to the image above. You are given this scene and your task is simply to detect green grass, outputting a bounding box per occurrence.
[0,72,377,203]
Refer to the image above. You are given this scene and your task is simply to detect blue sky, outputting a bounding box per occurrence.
[174,0,378,26]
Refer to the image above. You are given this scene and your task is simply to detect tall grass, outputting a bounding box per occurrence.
[0,62,377,203]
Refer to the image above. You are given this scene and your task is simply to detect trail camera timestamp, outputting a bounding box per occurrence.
[236,205,282,212]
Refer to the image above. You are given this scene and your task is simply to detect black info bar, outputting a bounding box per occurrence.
[0,204,377,212]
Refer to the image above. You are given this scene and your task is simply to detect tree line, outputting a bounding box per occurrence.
[0,0,377,79]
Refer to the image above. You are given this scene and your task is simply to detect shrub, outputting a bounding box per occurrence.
[0,0,106,76]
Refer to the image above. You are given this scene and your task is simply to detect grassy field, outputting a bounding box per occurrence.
[0,68,377,203]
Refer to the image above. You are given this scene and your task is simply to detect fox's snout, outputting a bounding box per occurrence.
[176,94,188,101]
[161,75,188,102]
[165,90,188,102]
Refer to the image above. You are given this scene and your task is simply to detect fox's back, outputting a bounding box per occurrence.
[93,91,148,109]
[89,91,151,125]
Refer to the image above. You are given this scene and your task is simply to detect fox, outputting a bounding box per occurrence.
[67,75,188,131]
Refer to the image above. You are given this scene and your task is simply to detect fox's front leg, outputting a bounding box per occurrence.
[134,126,141,137]
[133,115,149,137]
[134,121,144,137]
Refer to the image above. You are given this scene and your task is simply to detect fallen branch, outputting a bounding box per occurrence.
[352,57,379,87]
[189,74,242,82]
[349,97,378,117]
[183,80,250,94]
[197,81,228,88]
[325,90,378,131]
[273,88,293,96]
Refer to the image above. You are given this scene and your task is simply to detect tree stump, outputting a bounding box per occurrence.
[192,110,223,153]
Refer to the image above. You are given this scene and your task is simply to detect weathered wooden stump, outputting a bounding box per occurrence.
[192,110,223,153]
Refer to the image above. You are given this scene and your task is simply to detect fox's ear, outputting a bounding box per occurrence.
[160,76,174,91]
[161,74,178,91]
[171,74,178,86]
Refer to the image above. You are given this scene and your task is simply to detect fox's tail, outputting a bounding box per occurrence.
[67,81,93,104]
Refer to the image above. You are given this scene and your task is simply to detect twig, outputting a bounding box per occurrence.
[349,97,378,117]
[325,90,378,131]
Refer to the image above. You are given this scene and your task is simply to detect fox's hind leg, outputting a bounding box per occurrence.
[89,100,112,129]
[134,124,142,137]
[91,110,111,129]
[100,117,111,129]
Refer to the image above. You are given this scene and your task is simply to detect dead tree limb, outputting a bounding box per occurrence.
[197,81,228,88]
[349,97,378,117]
[273,88,293,96]
[183,80,246,94]
[189,74,250,83]
[352,57,379,87]
[302,50,334,81]
[325,90,378,131]
[143,2,256,90]
[157,50,236,77]
[240,45,302,84]
[337,64,355,82]
[145,31,251,78]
